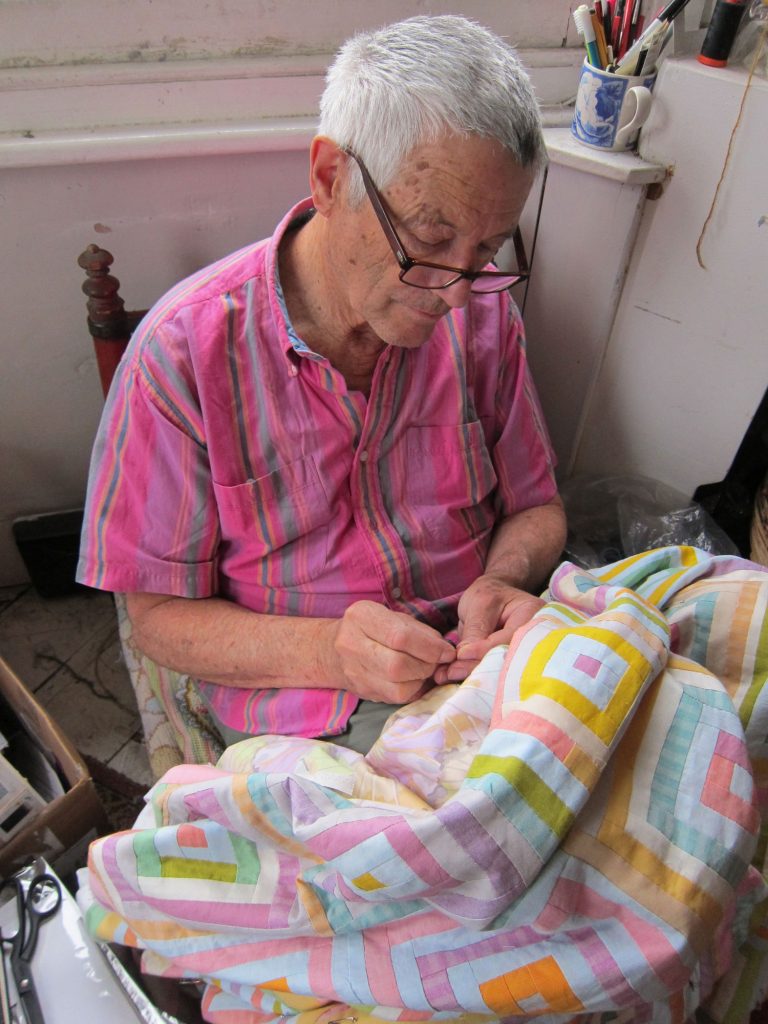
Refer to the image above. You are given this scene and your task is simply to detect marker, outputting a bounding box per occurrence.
[574,4,604,67]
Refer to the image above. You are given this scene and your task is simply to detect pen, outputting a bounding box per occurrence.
[612,0,626,51]
[574,4,604,67]
[629,0,643,46]
[614,0,693,71]
[602,0,614,45]
[617,0,636,57]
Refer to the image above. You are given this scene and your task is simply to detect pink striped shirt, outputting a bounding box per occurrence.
[77,199,557,739]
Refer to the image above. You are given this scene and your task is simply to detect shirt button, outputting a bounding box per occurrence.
[359,449,369,462]
[289,364,298,376]
[391,587,402,599]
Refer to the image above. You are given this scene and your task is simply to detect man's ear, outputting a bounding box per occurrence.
[308,136,347,216]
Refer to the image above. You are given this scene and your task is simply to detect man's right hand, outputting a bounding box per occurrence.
[125,592,456,702]
[322,600,456,704]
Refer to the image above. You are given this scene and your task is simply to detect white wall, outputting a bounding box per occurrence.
[522,141,664,477]
[570,59,768,496]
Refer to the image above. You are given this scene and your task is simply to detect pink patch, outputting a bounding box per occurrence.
[574,653,602,678]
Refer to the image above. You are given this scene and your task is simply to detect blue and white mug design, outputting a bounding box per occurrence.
[571,59,657,151]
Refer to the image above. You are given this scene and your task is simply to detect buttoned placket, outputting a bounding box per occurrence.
[290,342,413,611]
[346,349,412,610]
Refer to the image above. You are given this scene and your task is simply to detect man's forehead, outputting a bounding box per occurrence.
[390,147,533,224]
[395,139,532,187]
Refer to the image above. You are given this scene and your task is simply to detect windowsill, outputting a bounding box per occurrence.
[544,127,668,185]
[0,120,668,186]
[0,117,320,167]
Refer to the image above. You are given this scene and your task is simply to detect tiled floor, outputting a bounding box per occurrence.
[0,582,154,791]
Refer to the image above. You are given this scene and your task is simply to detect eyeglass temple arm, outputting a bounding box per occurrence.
[511,227,528,276]
[342,148,412,269]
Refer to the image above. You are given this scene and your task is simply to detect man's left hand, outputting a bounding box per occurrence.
[433,574,544,684]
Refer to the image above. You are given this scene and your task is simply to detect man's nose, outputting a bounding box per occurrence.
[439,276,473,308]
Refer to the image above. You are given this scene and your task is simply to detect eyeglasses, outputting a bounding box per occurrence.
[343,148,529,294]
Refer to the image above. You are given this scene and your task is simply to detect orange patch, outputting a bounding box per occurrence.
[480,956,584,1016]
[176,824,209,848]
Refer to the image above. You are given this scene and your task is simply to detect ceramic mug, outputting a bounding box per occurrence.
[571,58,657,151]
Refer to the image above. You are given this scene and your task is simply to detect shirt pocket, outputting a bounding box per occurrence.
[404,421,498,544]
[212,455,331,588]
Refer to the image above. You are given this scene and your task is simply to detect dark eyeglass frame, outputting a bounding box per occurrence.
[343,148,529,293]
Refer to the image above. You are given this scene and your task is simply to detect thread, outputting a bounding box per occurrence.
[699,0,748,67]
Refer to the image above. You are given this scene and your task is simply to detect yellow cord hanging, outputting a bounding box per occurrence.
[696,10,768,269]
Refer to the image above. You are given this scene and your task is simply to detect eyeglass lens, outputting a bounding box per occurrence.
[400,265,523,293]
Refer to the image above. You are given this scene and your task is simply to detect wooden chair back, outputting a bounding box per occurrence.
[77,244,147,397]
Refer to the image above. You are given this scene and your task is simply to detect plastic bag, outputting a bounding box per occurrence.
[560,474,739,569]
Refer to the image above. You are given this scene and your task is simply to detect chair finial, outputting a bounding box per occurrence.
[78,244,127,333]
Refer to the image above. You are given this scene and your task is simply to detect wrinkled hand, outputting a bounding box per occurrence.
[322,600,456,703]
[433,574,544,684]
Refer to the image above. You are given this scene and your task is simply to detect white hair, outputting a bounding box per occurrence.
[318,15,546,203]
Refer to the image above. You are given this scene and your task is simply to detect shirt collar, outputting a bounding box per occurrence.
[267,198,326,364]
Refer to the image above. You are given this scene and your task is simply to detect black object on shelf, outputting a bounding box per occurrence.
[12,509,86,599]
[698,0,748,67]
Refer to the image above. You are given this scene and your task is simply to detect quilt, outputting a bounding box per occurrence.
[83,547,768,1024]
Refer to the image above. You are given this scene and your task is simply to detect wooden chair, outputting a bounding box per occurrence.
[78,245,225,779]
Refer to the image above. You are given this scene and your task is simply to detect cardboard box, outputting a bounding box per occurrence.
[0,656,109,877]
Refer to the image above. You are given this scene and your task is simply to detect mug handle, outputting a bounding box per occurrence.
[614,85,653,148]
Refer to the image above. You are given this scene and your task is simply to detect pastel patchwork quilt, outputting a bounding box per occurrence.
[83,547,768,1024]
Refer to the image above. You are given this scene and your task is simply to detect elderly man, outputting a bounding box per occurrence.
[77,15,566,753]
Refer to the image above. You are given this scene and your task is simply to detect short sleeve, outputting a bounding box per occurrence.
[77,339,219,598]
